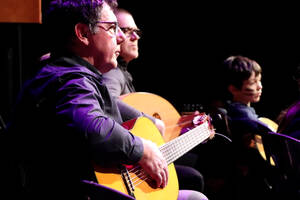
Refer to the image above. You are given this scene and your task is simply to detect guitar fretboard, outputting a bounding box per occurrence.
[159,121,211,165]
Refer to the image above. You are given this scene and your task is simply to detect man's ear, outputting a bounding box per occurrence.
[74,23,90,45]
[228,84,238,95]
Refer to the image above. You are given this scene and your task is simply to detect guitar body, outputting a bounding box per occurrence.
[120,92,182,142]
[94,117,179,200]
[258,117,278,132]
[256,117,279,166]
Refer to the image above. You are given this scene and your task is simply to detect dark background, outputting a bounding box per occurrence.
[1,0,300,126]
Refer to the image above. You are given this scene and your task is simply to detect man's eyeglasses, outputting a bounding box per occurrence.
[96,21,119,35]
[120,27,142,38]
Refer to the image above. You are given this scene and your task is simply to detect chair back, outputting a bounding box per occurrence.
[262,131,300,198]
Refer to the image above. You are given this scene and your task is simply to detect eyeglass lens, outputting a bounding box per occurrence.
[120,27,142,37]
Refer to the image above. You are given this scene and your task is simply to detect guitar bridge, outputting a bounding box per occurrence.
[120,165,135,198]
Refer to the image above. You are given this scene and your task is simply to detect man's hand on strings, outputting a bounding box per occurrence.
[138,138,169,188]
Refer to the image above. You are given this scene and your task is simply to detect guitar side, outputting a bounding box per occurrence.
[120,92,182,142]
[94,117,179,200]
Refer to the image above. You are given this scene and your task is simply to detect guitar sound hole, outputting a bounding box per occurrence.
[146,178,158,189]
[152,112,161,120]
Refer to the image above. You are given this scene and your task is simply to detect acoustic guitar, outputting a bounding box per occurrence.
[94,115,214,200]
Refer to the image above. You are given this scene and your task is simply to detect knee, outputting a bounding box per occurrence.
[178,190,209,200]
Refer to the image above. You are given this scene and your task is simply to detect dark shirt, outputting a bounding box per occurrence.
[226,102,260,135]
[7,53,144,198]
[226,101,271,148]
[102,58,135,97]
[102,58,155,123]
[118,58,136,93]
[227,102,258,121]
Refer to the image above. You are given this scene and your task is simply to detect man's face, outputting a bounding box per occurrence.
[232,72,263,105]
[90,3,124,73]
[117,12,140,63]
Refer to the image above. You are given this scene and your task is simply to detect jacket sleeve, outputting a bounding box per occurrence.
[116,99,156,124]
[55,74,143,166]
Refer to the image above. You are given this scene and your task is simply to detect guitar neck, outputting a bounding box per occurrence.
[159,121,211,165]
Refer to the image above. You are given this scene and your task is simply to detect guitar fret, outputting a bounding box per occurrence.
[160,121,211,165]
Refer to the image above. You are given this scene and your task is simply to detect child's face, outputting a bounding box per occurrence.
[232,71,262,105]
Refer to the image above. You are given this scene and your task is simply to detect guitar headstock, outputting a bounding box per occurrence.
[194,113,215,140]
[179,112,215,140]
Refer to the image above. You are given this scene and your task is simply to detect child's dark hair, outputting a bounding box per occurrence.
[223,55,262,90]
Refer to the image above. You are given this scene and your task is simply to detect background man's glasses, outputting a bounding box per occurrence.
[120,27,142,38]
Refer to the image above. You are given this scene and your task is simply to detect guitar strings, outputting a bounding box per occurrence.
[125,165,149,187]
[124,121,212,189]
[128,130,210,188]
[133,174,149,187]
[160,122,211,164]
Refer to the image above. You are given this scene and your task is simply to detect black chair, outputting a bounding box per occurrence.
[262,132,300,199]
[81,180,135,200]
[0,115,21,199]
